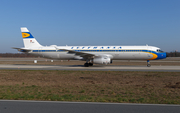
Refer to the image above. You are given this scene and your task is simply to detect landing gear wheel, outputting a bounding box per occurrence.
[89,63,93,66]
[147,60,151,67]
[84,63,89,67]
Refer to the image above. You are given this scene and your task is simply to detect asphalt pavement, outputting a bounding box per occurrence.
[0,64,180,72]
[0,100,180,113]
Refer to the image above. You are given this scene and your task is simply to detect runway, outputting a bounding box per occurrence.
[0,100,179,113]
[0,64,180,72]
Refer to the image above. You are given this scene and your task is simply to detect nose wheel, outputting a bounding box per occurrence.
[147,60,151,67]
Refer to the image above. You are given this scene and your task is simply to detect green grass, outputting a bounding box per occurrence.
[0,70,180,104]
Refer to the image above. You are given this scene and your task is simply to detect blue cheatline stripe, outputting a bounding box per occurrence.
[30,49,166,60]
[32,49,156,53]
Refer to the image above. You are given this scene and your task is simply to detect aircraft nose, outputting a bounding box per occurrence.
[157,52,166,59]
[161,52,167,59]
[164,52,167,58]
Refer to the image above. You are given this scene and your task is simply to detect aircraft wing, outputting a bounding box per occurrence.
[57,48,113,60]
[59,49,96,59]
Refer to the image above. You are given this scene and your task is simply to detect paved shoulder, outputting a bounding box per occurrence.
[0,100,180,113]
[0,64,180,72]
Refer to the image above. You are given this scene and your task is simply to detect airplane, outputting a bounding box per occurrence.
[13,27,166,67]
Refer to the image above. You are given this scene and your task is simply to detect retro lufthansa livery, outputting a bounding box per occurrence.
[13,27,166,67]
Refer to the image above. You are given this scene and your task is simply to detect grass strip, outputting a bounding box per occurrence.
[0,70,179,104]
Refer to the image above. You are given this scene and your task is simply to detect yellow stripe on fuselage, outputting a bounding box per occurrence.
[147,52,158,60]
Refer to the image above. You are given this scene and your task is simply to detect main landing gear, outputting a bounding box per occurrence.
[147,60,151,67]
[84,62,93,67]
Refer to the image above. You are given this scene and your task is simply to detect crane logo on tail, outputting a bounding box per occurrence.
[22,32,34,38]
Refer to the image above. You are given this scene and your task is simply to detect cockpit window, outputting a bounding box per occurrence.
[157,49,164,53]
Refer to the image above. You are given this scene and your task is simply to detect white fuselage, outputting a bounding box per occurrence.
[16,27,167,66]
[26,45,166,61]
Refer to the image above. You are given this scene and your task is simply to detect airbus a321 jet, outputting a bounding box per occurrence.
[13,27,166,67]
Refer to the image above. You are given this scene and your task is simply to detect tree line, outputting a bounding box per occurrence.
[0,52,179,57]
[0,53,36,58]
[166,51,180,57]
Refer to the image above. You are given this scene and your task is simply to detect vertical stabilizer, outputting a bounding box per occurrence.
[21,27,42,48]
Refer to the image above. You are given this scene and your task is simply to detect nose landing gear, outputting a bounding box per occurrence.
[147,60,151,67]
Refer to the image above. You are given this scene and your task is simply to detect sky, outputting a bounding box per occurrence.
[0,0,180,53]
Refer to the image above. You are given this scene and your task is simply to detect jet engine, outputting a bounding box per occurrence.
[93,57,111,64]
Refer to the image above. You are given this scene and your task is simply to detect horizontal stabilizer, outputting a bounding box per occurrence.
[12,47,31,52]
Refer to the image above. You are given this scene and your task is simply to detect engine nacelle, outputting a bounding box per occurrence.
[93,57,111,64]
